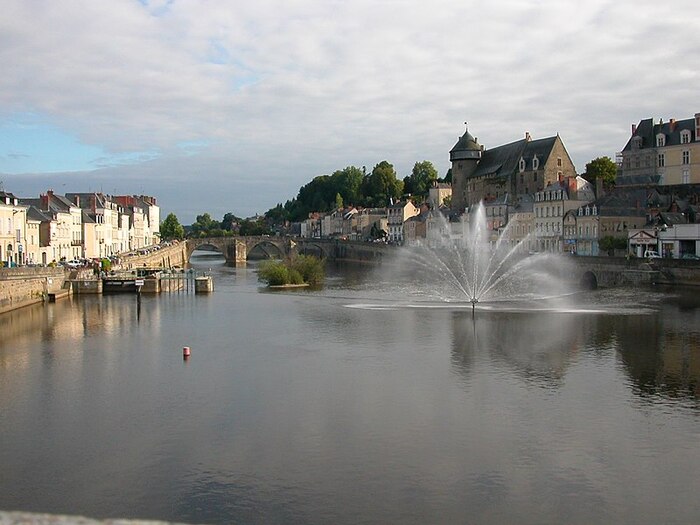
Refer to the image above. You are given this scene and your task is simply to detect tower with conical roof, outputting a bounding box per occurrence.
[449,123,482,212]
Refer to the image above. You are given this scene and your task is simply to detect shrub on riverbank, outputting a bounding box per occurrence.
[258,255,324,286]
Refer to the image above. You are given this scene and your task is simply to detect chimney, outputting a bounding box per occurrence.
[632,124,637,135]
[525,131,531,142]
[595,178,605,199]
[670,118,676,132]
[74,195,80,207]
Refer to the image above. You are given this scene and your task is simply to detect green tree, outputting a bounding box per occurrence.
[257,260,290,286]
[289,254,325,285]
[335,193,344,209]
[408,160,438,196]
[331,166,364,205]
[189,213,220,237]
[583,156,617,188]
[239,218,271,236]
[363,161,403,206]
[221,212,240,231]
[161,213,185,240]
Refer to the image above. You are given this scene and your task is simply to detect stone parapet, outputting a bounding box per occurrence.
[0,268,66,315]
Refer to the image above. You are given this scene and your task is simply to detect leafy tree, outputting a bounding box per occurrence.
[362,161,403,206]
[331,166,364,205]
[257,255,324,286]
[239,218,271,236]
[335,193,344,209]
[161,213,185,240]
[189,213,220,237]
[265,204,288,224]
[369,222,386,240]
[583,156,617,188]
[221,212,240,231]
[257,260,290,286]
[408,160,438,196]
[599,235,627,253]
[289,254,325,285]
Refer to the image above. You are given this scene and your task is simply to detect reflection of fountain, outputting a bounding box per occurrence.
[402,203,575,309]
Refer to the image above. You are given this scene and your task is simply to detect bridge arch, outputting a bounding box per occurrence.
[580,271,598,290]
[296,241,330,259]
[247,240,285,259]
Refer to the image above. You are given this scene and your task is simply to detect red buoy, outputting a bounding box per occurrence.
[183,346,191,358]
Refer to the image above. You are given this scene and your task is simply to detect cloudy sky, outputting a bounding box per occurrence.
[1,0,698,222]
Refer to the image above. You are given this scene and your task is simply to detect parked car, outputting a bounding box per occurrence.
[65,259,83,268]
[644,250,661,259]
[681,253,700,260]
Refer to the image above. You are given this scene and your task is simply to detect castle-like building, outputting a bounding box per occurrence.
[449,126,577,212]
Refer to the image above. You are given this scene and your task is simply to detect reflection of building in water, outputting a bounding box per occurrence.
[450,311,583,386]
[616,306,700,401]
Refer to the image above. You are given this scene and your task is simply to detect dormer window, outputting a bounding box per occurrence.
[632,136,642,150]
[532,156,539,170]
[519,158,525,172]
[656,133,666,147]
[681,130,691,144]
[592,205,597,215]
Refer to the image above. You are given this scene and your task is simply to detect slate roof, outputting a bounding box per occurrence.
[26,206,52,222]
[470,136,558,180]
[622,116,696,151]
[449,128,481,154]
[0,190,18,201]
[65,192,112,210]
[657,212,687,226]
[588,189,647,217]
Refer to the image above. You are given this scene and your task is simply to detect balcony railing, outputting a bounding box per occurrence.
[71,240,83,246]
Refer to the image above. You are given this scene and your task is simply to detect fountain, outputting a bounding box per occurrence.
[396,202,577,312]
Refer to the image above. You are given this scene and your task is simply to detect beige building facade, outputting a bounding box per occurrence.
[617,113,700,187]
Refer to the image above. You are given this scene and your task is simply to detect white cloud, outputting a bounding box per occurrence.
[1,0,699,221]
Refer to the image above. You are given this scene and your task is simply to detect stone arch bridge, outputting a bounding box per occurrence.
[185,236,352,264]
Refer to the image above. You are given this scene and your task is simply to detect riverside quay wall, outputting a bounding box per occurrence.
[0,244,188,315]
[0,267,66,315]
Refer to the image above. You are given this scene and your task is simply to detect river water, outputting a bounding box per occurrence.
[1,251,699,524]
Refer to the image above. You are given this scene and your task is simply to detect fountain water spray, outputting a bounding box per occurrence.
[399,202,576,310]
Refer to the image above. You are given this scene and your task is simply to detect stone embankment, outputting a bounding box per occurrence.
[0,243,189,315]
[0,267,66,315]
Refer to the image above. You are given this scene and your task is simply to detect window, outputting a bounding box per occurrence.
[681,130,691,144]
[682,169,690,184]
[519,158,525,172]
[533,156,539,170]
[656,134,666,147]
[682,150,690,164]
[557,157,562,167]
[658,153,665,167]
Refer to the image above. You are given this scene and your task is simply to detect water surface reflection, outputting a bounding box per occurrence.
[1,259,699,524]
